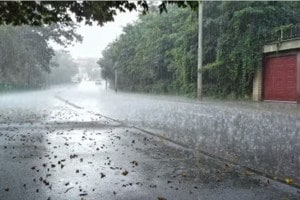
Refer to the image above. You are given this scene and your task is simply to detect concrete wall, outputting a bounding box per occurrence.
[264,39,300,53]
[252,67,262,101]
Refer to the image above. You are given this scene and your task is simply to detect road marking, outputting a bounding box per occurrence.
[176,111,213,118]
[54,95,84,109]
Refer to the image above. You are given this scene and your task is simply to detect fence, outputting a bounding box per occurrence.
[265,23,300,43]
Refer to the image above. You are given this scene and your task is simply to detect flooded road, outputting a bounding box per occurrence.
[0,82,299,199]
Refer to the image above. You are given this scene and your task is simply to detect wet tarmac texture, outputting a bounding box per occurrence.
[56,83,300,184]
[0,99,299,200]
[0,84,300,200]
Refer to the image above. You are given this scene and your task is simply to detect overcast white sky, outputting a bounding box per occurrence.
[50,11,138,60]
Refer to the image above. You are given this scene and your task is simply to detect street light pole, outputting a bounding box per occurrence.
[197,0,203,100]
[105,77,108,92]
[114,68,118,93]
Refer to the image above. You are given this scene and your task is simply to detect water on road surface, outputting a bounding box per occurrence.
[54,82,300,184]
[0,82,299,200]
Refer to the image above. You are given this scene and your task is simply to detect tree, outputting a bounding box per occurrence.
[0,24,81,90]
[0,1,198,26]
[97,2,300,98]
[97,6,199,95]
[204,1,300,98]
[44,50,79,85]
[0,25,52,88]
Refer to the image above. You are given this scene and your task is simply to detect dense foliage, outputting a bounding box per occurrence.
[98,6,199,95]
[206,1,300,98]
[98,2,300,98]
[0,1,197,26]
[0,25,80,90]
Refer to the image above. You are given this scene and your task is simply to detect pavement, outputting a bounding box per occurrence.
[0,82,299,200]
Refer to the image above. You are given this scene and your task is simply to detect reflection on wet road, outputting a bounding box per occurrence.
[0,82,299,199]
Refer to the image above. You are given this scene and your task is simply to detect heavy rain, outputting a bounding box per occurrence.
[0,1,299,200]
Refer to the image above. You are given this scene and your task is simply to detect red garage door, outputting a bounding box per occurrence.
[263,54,297,102]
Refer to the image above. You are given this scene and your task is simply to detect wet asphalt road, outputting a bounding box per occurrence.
[0,83,299,200]
[54,82,300,184]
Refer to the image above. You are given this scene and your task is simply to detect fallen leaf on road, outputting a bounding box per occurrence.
[64,187,74,193]
[70,154,78,159]
[181,173,187,177]
[130,161,138,167]
[285,178,294,184]
[122,170,128,176]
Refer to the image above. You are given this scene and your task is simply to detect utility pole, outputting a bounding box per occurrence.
[105,77,108,92]
[197,0,203,100]
[114,68,118,93]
